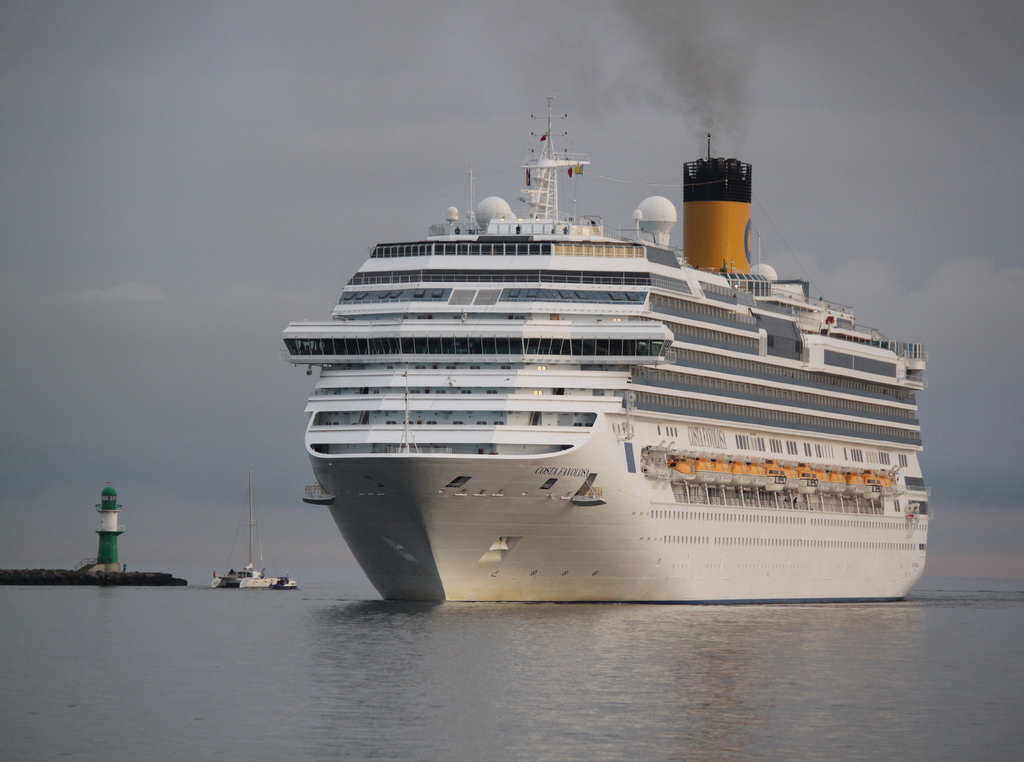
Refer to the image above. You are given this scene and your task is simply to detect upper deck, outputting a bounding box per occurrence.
[285,104,924,395]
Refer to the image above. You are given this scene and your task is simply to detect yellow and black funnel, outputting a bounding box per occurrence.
[683,157,752,273]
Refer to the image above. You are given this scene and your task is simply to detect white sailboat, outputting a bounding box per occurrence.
[212,470,297,589]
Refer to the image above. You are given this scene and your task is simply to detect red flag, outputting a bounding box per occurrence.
[540,133,548,141]
[567,167,573,177]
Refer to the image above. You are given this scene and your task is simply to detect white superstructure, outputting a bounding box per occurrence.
[285,105,929,602]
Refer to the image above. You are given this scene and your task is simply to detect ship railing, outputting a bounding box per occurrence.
[868,340,928,360]
[764,286,852,314]
[797,314,822,332]
[382,444,454,454]
[750,299,796,316]
[670,488,885,516]
[305,484,329,499]
[71,557,97,572]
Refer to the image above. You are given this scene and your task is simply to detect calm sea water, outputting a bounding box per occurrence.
[2,574,1021,762]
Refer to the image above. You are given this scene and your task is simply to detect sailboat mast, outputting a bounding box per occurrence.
[248,468,254,567]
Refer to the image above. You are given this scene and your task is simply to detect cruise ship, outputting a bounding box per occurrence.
[284,106,930,602]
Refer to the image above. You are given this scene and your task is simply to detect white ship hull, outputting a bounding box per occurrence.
[312,416,928,602]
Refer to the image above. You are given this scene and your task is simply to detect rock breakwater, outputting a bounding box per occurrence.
[0,569,187,586]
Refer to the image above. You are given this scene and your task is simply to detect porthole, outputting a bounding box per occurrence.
[530,570,538,576]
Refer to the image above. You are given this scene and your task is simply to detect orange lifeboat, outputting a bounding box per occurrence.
[694,457,717,484]
[668,456,696,483]
[845,470,869,495]
[863,471,883,494]
[730,460,752,487]
[748,461,769,487]
[820,469,846,494]
[780,462,800,491]
[710,458,733,485]
[764,460,786,492]
[796,463,819,494]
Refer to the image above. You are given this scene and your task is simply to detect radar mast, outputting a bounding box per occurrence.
[522,98,588,223]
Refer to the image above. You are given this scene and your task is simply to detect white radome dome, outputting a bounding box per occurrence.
[751,263,778,281]
[476,196,514,227]
[445,206,459,222]
[636,196,677,235]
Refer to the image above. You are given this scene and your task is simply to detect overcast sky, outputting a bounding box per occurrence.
[2,1,1022,581]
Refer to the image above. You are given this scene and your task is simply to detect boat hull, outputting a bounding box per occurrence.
[312,429,928,603]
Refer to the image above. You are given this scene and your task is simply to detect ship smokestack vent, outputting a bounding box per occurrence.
[683,158,752,203]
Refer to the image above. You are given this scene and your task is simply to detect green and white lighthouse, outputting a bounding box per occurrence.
[93,484,124,573]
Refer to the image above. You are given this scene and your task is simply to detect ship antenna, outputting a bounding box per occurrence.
[468,165,476,230]
[522,98,582,224]
[707,132,711,161]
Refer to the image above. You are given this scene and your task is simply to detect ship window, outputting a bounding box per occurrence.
[446,476,472,488]
[786,441,799,455]
[539,478,558,490]
[899,454,909,467]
